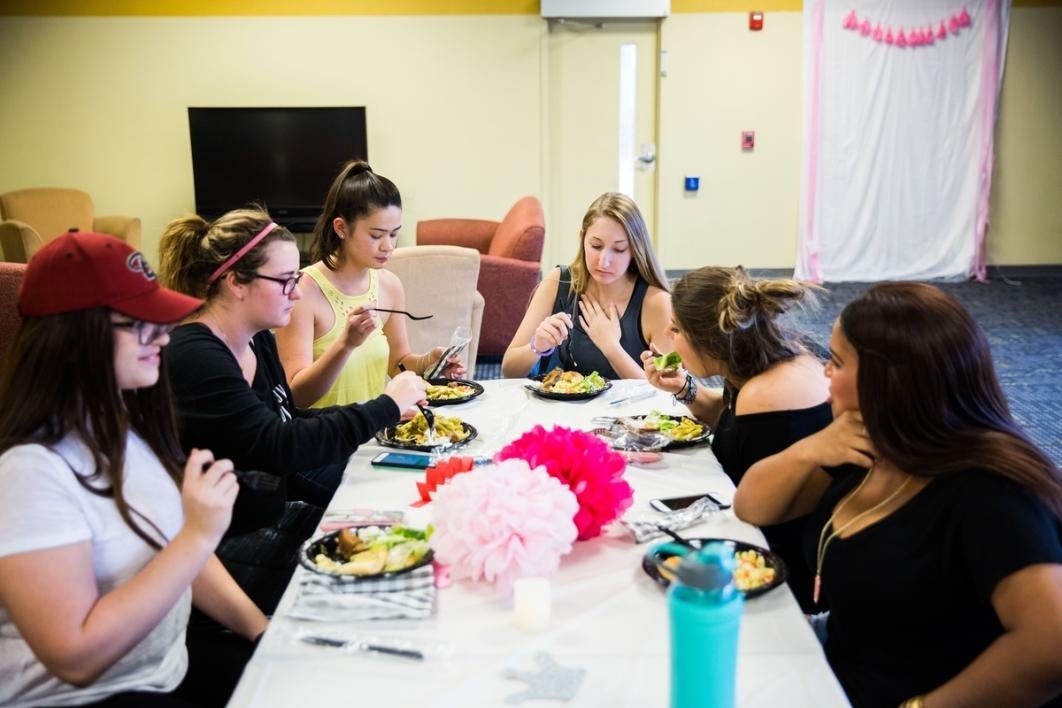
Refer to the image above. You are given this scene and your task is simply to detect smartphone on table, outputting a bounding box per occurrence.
[649,492,731,512]
[371,451,434,470]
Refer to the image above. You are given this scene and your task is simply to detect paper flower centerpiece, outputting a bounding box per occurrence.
[414,455,476,507]
[430,459,579,592]
[497,425,633,541]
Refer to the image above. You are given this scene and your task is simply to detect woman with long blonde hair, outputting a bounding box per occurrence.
[502,192,672,379]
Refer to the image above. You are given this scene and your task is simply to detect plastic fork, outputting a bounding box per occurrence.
[368,307,433,321]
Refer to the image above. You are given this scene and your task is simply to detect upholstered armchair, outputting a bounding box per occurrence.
[416,196,544,356]
[0,188,141,262]
[383,245,484,372]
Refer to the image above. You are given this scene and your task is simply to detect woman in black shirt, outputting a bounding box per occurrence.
[158,208,426,611]
[641,265,831,610]
[735,283,1062,708]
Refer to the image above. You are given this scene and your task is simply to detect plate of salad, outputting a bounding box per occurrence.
[300,525,433,580]
[619,411,711,449]
[525,368,611,401]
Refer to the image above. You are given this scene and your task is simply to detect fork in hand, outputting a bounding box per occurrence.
[396,362,437,443]
[368,307,433,321]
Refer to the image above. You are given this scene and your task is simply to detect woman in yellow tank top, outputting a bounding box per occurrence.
[276,161,464,407]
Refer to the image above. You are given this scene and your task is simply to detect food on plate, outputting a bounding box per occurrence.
[426,380,476,401]
[661,548,776,592]
[313,525,432,576]
[627,411,705,441]
[394,412,470,445]
[653,351,683,371]
[539,367,607,394]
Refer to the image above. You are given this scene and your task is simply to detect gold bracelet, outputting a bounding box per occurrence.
[899,695,926,708]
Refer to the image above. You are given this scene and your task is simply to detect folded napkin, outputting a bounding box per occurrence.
[618,497,720,544]
[288,565,436,622]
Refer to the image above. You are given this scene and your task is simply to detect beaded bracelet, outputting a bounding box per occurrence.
[530,335,555,357]
[672,373,698,406]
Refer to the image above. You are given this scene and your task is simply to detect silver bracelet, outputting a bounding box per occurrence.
[672,374,697,405]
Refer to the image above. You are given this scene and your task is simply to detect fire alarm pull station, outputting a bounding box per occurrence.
[742,131,755,151]
[749,11,764,31]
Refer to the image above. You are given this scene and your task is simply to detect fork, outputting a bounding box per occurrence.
[416,403,437,442]
[368,307,433,321]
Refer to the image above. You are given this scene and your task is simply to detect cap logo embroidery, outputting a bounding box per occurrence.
[126,252,157,281]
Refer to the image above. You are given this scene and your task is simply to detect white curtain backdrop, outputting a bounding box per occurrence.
[796,0,1010,283]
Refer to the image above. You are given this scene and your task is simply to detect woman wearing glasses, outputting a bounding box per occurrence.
[158,208,426,610]
[502,192,672,380]
[0,231,266,707]
[275,160,463,408]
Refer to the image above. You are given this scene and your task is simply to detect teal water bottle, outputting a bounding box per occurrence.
[668,541,744,708]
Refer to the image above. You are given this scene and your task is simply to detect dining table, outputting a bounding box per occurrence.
[227,378,850,707]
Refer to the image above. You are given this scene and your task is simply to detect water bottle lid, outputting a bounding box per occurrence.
[675,542,737,596]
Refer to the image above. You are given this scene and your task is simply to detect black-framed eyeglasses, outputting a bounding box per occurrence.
[248,271,303,295]
[112,319,176,345]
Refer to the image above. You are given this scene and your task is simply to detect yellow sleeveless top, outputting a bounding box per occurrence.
[303,265,390,407]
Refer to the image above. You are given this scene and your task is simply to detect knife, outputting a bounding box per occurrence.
[608,388,657,407]
[300,634,425,660]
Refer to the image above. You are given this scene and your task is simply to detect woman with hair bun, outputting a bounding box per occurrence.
[275,160,463,408]
[642,265,831,610]
[159,206,426,611]
[734,283,1062,707]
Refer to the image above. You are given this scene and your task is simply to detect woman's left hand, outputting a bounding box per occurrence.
[578,295,622,350]
[426,346,467,380]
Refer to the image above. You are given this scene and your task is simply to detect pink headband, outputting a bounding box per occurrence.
[209,222,279,282]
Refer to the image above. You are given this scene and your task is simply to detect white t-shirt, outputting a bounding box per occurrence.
[0,432,190,707]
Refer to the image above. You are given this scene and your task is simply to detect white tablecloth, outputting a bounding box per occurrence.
[227,379,850,708]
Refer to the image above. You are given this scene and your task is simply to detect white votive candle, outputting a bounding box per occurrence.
[513,577,551,633]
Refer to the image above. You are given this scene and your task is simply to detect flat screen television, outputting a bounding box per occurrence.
[188,107,367,229]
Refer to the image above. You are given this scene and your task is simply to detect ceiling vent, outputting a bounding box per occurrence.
[540,0,670,19]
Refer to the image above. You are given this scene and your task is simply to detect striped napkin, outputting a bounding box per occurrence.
[618,497,720,544]
[288,565,436,621]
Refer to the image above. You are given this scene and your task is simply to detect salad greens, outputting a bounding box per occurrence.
[653,352,683,371]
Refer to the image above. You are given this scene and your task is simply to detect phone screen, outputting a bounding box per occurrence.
[650,493,730,511]
[371,452,433,470]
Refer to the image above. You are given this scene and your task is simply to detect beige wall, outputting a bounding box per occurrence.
[0,7,1058,268]
[0,15,544,264]
[657,11,804,269]
[989,6,1062,264]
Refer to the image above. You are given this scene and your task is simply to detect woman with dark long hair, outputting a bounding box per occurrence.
[0,232,266,707]
[275,160,463,407]
[641,265,831,610]
[734,282,1062,708]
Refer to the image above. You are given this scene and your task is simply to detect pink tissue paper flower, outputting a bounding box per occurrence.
[498,425,634,541]
[430,459,578,593]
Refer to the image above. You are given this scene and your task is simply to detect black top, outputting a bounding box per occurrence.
[805,466,1062,708]
[166,323,399,477]
[712,382,833,612]
[547,265,649,380]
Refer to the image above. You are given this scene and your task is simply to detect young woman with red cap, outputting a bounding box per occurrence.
[0,231,266,707]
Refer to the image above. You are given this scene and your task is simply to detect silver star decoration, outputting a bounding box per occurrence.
[505,652,587,704]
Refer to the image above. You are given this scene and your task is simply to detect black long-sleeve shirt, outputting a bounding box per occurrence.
[166,323,399,477]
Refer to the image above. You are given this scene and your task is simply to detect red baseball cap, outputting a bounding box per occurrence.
[19,230,203,322]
